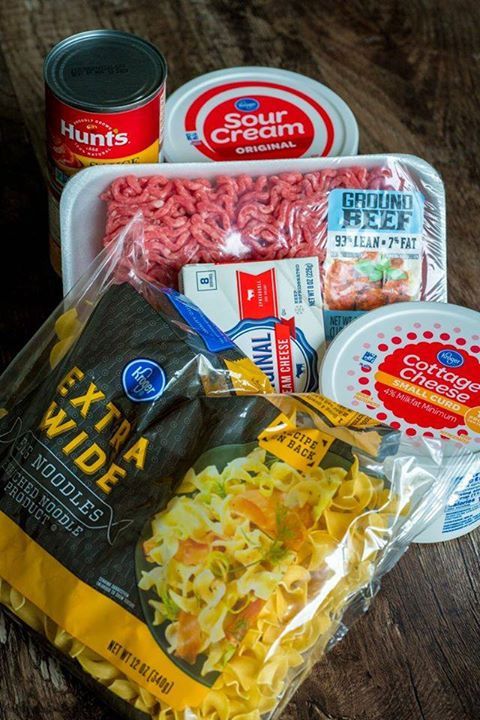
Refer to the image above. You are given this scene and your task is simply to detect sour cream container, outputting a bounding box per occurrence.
[320,302,480,542]
[164,66,358,162]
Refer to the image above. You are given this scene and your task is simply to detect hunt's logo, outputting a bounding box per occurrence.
[60,118,129,152]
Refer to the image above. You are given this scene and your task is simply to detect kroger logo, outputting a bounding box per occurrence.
[234,97,260,112]
[122,359,166,403]
[437,349,464,368]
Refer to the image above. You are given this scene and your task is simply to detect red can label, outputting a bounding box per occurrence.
[46,87,164,190]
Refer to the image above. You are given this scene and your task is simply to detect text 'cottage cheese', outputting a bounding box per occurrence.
[180,258,325,392]
[164,67,358,162]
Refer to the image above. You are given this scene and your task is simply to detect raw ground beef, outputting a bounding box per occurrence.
[101,166,408,288]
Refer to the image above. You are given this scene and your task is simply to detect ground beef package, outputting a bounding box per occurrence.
[100,155,447,345]
[0,218,461,720]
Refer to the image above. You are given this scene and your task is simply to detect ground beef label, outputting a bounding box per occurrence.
[323,188,425,340]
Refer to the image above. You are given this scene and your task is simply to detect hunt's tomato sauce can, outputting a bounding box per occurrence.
[44,30,167,271]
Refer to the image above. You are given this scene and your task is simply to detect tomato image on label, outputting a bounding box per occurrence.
[374,342,480,432]
[50,132,83,170]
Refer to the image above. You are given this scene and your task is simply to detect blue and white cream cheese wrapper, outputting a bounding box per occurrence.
[180,257,325,393]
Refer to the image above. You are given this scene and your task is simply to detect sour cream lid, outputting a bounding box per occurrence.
[164,66,359,162]
[320,302,480,451]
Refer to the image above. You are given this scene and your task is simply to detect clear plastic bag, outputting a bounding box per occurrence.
[0,217,466,720]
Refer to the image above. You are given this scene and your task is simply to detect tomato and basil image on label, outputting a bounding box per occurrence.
[163,67,358,162]
[321,302,480,447]
[322,188,425,341]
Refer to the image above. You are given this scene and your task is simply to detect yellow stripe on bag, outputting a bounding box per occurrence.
[0,512,208,710]
[225,357,274,395]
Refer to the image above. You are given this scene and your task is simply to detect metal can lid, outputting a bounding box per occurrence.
[164,66,358,162]
[44,30,167,112]
[320,301,480,452]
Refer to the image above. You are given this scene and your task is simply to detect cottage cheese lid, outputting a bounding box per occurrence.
[164,66,359,162]
[320,301,480,451]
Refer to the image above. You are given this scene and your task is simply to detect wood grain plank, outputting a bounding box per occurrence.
[0,40,61,368]
[0,0,103,176]
[0,0,479,719]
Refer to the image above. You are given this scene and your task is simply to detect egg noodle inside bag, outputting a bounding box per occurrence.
[0,217,468,720]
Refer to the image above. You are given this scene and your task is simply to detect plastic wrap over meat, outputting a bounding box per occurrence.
[101,157,447,334]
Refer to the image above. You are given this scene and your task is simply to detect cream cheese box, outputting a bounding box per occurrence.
[180,257,325,392]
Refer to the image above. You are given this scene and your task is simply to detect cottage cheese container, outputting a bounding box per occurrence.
[164,66,358,162]
[320,301,480,542]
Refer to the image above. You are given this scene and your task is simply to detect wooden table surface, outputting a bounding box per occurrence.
[0,1,479,719]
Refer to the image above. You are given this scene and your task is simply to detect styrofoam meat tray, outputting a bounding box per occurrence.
[60,154,447,297]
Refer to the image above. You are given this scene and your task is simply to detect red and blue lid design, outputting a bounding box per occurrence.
[164,67,359,162]
[320,302,480,450]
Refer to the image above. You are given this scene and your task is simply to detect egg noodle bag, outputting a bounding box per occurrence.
[0,217,468,720]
